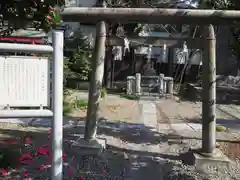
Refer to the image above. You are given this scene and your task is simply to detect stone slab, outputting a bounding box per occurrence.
[157,124,171,131]
[171,123,194,132]
[193,148,231,171]
[0,118,33,124]
[70,137,107,155]
[187,123,202,131]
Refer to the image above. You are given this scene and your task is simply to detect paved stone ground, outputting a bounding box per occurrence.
[156,98,240,140]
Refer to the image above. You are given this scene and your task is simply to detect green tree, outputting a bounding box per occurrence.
[67,47,92,81]
[198,0,240,74]
[64,28,93,81]
[0,0,65,35]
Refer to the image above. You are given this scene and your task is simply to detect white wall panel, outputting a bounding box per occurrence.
[0,56,50,107]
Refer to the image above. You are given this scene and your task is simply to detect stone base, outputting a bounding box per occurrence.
[70,137,107,155]
[193,148,231,170]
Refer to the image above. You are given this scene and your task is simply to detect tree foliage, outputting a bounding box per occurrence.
[204,0,240,73]
[66,48,92,81]
[64,28,93,81]
[0,0,64,34]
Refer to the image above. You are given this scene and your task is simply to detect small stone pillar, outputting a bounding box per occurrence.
[135,73,141,95]
[127,76,135,95]
[163,78,167,94]
[164,77,174,94]
[158,73,164,94]
[167,77,174,94]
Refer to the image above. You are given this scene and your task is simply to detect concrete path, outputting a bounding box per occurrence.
[156,98,240,141]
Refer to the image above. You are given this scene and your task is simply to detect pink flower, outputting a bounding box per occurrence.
[19,153,33,161]
[80,176,84,180]
[1,169,7,175]
[25,137,31,143]
[24,171,28,177]
[37,147,49,155]
[62,152,67,161]
[19,153,33,165]
[103,170,108,174]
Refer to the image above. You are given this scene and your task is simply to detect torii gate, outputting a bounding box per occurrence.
[61,6,240,166]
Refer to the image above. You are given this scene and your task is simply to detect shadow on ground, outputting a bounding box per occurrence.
[0,120,209,180]
[185,117,240,130]
[63,116,180,146]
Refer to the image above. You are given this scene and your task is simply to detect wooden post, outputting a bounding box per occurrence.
[202,24,216,155]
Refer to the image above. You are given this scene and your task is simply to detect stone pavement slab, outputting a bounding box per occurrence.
[155,98,240,141]
[140,100,158,132]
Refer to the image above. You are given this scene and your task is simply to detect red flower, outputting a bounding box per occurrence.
[103,170,108,174]
[24,171,28,177]
[19,153,33,161]
[1,169,7,175]
[62,152,67,161]
[25,137,31,143]
[4,139,17,144]
[37,147,49,155]
[80,176,84,180]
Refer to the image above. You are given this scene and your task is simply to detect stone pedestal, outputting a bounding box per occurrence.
[70,137,107,155]
[193,148,231,171]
